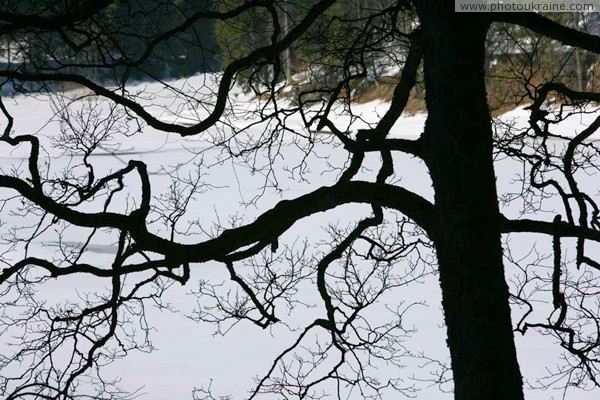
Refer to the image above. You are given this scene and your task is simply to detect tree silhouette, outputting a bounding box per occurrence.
[0,1,599,399]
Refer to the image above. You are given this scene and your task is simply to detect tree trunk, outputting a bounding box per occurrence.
[417,4,525,400]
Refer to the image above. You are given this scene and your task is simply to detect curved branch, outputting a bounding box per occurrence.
[162,181,435,262]
[373,30,423,137]
[529,83,600,110]
[502,216,600,242]
[0,167,435,264]
[494,13,600,54]
[0,0,338,137]
[0,257,165,285]
[317,205,383,326]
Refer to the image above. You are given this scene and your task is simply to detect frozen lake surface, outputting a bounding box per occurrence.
[0,74,599,399]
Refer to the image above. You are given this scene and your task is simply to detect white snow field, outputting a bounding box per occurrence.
[0,73,599,399]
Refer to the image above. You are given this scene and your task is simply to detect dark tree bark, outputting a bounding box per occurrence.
[417,4,525,399]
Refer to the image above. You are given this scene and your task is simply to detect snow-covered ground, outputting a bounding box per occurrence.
[0,74,599,399]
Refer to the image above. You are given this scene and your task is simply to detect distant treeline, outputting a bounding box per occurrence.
[0,0,219,89]
[0,1,598,103]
